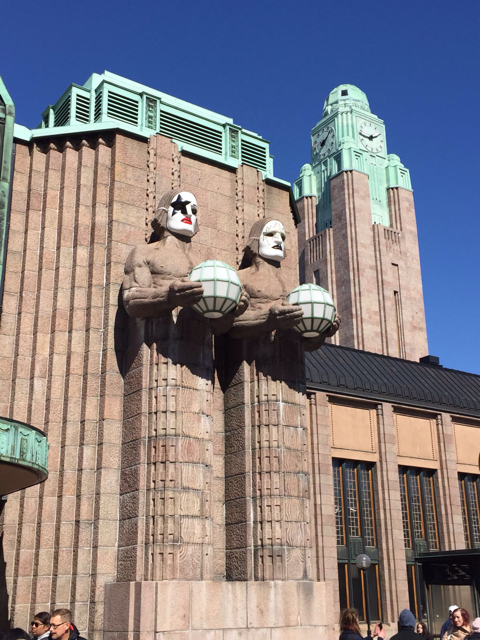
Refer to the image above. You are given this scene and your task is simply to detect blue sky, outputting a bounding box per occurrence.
[3,0,479,373]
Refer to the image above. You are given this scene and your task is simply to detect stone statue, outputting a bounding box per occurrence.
[123,189,204,317]
[123,189,247,331]
[230,217,340,349]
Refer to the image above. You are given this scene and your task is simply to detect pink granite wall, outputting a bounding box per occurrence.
[0,131,300,638]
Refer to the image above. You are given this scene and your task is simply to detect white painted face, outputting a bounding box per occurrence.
[259,220,286,262]
[166,192,198,237]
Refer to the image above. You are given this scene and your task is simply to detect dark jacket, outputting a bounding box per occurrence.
[390,627,418,640]
[340,629,365,640]
[68,624,87,640]
[465,634,480,640]
[441,622,452,640]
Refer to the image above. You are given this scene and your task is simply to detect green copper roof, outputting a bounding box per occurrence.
[0,417,49,495]
[13,71,288,185]
[322,84,370,117]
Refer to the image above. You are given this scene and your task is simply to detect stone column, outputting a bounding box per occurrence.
[436,413,465,550]
[224,333,312,581]
[308,392,338,604]
[118,309,214,582]
[375,403,409,622]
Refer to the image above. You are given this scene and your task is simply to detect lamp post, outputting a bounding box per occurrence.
[356,553,372,637]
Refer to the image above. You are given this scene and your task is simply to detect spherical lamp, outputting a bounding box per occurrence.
[189,260,242,318]
[288,283,336,337]
[355,553,371,571]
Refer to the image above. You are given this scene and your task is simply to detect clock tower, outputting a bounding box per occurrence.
[295,84,428,361]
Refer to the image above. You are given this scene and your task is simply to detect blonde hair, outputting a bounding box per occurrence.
[51,609,72,623]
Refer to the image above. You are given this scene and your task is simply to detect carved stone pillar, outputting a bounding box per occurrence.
[224,333,312,581]
[119,309,214,582]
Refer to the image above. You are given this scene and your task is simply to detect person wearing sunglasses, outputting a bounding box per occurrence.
[31,612,50,640]
[49,609,86,640]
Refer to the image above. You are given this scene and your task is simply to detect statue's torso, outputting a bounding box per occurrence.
[240,265,288,308]
[144,238,198,284]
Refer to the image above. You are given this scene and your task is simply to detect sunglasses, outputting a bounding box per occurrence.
[31,622,47,628]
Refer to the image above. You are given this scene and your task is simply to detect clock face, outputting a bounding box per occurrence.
[358,120,384,153]
[312,125,336,160]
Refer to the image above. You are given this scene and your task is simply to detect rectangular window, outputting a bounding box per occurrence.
[399,467,440,620]
[314,269,321,286]
[334,459,381,621]
[459,474,480,548]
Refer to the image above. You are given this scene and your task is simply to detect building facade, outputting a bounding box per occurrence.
[305,345,480,631]
[0,73,479,640]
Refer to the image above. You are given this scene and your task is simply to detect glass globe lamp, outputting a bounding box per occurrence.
[189,260,242,318]
[288,283,336,337]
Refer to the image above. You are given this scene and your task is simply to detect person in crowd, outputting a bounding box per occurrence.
[31,612,50,640]
[442,609,471,640]
[339,608,384,640]
[466,618,480,640]
[441,607,460,640]
[49,610,86,640]
[390,609,418,640]
[1,629,31,640]
[416,622,433,640]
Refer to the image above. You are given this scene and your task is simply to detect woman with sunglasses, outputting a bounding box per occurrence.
[31,612,50,640]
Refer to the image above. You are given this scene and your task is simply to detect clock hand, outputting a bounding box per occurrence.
[370,132,381,139]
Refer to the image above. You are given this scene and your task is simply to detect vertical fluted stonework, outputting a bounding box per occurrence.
[146,312,214,580]
[224,334,312,581]
[119,310,214,582]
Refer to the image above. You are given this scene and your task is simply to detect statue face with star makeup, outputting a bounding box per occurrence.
[166,192,198,237]
[258,220,286,262]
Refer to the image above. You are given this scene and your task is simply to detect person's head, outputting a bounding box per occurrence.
[1,629,31,640]
[398,609,416,630]
[340,608,361,636]
[152,190,198,239]
[417,622,430,635]
[471,618,480,634]
[449,606,459,620]
[31,612,50,637]
[49,609,73,640]
[452,609,470,629]
[242,218,287,267]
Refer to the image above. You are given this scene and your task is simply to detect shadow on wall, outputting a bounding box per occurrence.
[0,507,11,630]
[115,288,214,384]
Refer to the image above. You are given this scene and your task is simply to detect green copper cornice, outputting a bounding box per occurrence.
[293,163,317,199]
[386,154,412,190]
[0,417,49,495]
[14,71,289,185]
[0,77,15,314]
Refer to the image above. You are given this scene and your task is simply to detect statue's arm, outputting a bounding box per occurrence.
[122,247,203,318]
[229,297,304,339]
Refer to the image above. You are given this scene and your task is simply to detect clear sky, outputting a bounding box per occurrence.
[2,0,479,373]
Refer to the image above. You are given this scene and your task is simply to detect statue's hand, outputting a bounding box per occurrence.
[168,278,204,307]
[325,312,341,337]
[270,300,304,329]
[232,289,250,317]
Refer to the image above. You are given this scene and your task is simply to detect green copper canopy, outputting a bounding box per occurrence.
[322,84,370,117]
[0,417,49,495]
